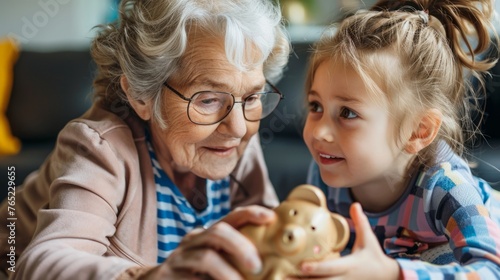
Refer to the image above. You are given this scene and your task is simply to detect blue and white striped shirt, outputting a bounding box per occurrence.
[146,139,231,263]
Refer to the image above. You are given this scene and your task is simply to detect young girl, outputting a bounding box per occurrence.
[300,0,500,279]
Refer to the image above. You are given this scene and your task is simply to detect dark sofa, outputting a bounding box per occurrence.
[0,50,95,196]
[1,42,499,203]
[259,43,312,200]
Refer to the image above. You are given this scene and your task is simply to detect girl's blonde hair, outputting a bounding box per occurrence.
[91,0,290,128]
[307,0,497,167]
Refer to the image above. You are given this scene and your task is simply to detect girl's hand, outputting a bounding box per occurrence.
[291,203,401,280]
[142,205,276,280]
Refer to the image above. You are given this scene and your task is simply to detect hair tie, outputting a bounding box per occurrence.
[387,1,422,12]
[417,10,429,25]
[386,1,429,25]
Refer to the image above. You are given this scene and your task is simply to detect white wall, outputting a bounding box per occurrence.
[1,0,498,50]
[494,1,500,33]
[0,0,113,51]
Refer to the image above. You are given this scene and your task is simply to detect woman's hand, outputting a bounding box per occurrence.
[291,203,401,280]
[142,205,276,280]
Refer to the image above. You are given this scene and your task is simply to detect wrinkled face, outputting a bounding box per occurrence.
[303,59,408,189]
[149,34,264,180]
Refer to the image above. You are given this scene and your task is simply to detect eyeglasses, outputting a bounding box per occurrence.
[163,81,284,125]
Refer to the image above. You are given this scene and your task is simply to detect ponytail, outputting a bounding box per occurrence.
[372,0,497,73]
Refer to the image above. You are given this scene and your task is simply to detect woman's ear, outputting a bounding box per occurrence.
[404,109,442,154]
[120,75,151,121]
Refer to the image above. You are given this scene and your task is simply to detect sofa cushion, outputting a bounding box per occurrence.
[260,43,310,140]
[6,50,95,142]
[259,43,312,200]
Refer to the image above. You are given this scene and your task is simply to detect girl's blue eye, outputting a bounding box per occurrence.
[340,107,357,119]
[308,101,323,113]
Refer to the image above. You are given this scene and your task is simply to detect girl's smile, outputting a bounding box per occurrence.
[318,152,345,165]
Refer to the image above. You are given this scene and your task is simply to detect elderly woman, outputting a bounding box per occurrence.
[0,0,290,279]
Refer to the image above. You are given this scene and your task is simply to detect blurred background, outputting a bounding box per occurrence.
[0,0,118,51]
[0,0,499,201]
[0,0,377,50]
[5,0,500,48]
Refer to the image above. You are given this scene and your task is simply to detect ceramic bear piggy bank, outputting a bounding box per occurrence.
[237,184,350,280]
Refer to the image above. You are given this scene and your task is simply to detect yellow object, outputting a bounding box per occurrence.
[0,37,21,155]
[235,184,350,279]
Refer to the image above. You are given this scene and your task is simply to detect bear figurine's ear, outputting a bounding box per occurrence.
[287,184,326,208]
[330,213,350,252]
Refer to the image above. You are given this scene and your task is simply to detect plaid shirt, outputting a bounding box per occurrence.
[308,142,500,279]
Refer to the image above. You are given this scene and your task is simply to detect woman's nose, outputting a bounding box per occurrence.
[219,103,247,138]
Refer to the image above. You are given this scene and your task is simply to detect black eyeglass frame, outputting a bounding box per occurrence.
[163,80,284,125]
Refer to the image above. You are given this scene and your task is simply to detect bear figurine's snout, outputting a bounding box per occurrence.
[275,224,306,256]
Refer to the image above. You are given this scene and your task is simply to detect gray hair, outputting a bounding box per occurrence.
[91,0,290,127]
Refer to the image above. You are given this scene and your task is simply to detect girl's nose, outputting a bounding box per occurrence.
[313,117,335,143]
